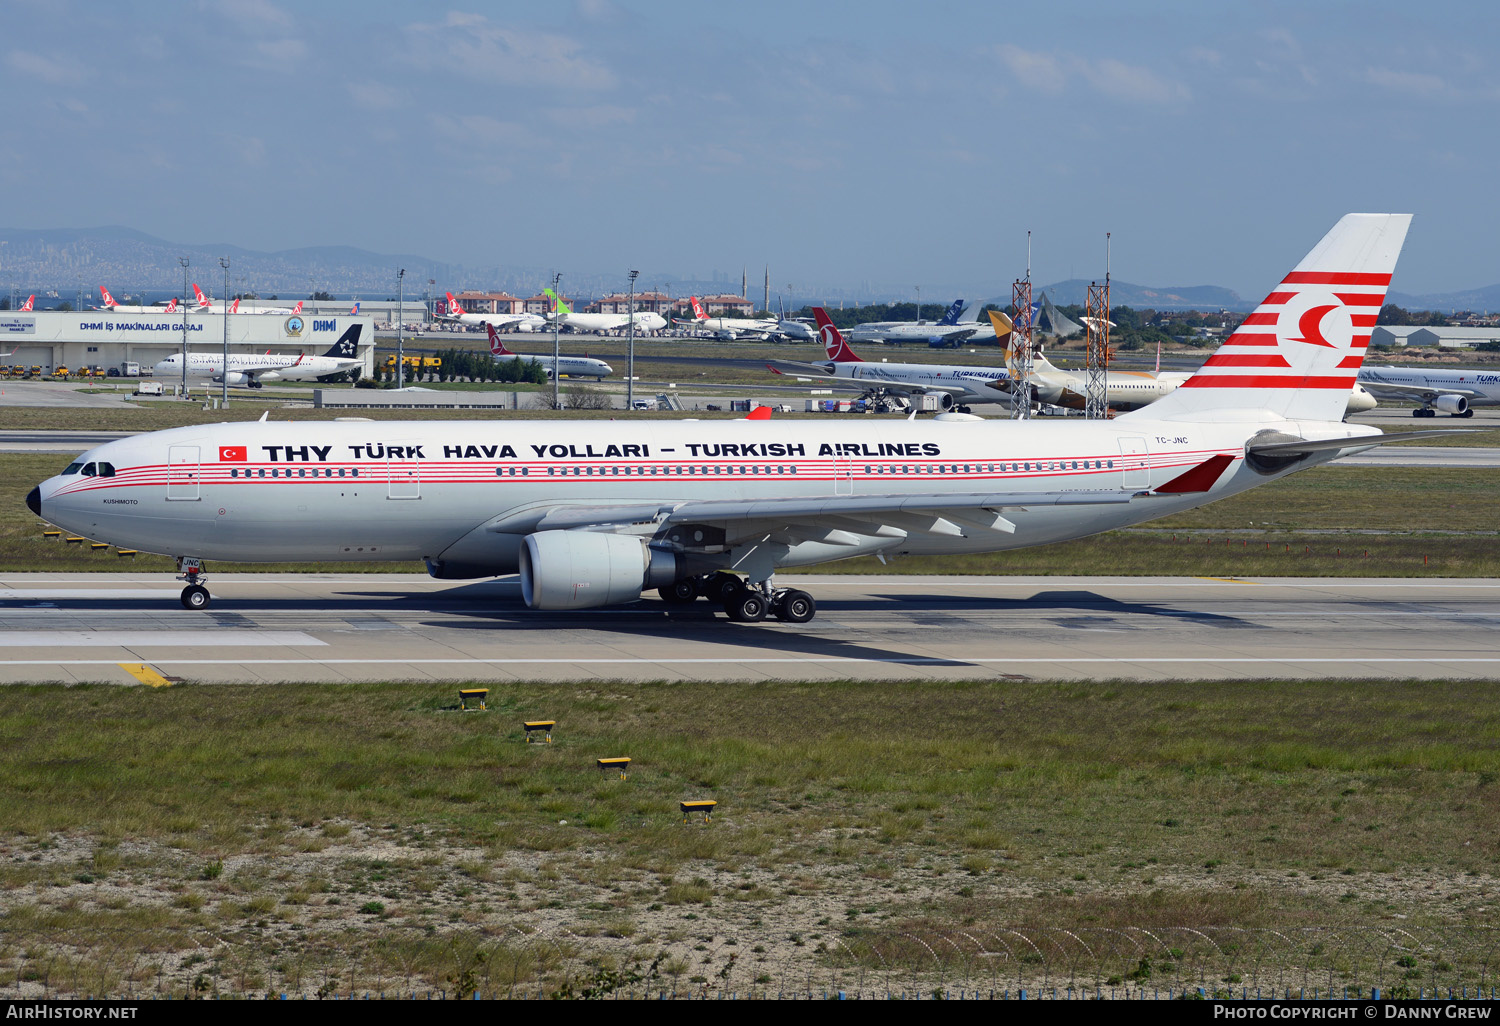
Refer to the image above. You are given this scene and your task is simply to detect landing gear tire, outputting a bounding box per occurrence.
[658,579,698,604]
[773,589,816,623]
[180,584,210,610]
[700,572,743,604]
[1413,408,1436,418]
[1460,409,1475,418]
[725,591,769,623]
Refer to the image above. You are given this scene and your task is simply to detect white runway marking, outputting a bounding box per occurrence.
[0,631,324,647]
[0,589,180,600]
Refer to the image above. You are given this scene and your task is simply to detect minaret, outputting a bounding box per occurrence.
[763,265,769,313]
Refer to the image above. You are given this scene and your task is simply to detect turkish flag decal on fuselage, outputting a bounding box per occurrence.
[219,446,247,462]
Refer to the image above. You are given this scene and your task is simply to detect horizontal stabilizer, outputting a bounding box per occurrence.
[1246,429,1472,458]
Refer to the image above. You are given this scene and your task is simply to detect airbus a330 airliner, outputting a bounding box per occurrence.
[30,215,1440,623]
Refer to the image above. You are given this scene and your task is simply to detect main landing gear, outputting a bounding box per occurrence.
[177,557,211,610]
[656,572,817,623]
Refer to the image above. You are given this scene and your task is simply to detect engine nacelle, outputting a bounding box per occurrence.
[520,530,676,610]
[1432,394,1468,415]
[214,370,250,386]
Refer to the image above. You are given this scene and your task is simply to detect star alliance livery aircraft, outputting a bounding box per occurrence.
[30,215,1440,623]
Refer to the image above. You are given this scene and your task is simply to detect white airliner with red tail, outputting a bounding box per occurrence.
[442,292,547,332]
[486,323,613,380]
[31,215,1441,623]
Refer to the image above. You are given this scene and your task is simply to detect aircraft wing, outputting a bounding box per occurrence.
[1359,381,1484,401]
[490,489,1135,541]
[765,360,834,376]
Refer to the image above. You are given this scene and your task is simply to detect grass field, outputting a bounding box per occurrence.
[0,679,1495,996]
[6,451,1496,576]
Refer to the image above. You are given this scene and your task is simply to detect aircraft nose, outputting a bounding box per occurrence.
[26,486,41,516]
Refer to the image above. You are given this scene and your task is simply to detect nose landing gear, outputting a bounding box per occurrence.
[176,557,211,610]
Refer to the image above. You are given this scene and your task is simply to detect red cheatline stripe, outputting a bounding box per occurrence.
[1335,292,1385,306]
[1261,292,1296,305]
[1202,354,1292,368]
[1241,312,1278,326]
[1181,374,1357,389]
[1336,356,1364,368]
[1281,272,1391,285]
[1350,314,1378,327]
[1223,334,1279,346]
[1352,335,1371,348]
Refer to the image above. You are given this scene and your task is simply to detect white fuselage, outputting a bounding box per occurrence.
[448,310,548,332]
[848,321,974,344]
[154,352,361,383]
[826,359,1011,405]
[494,352,613,380]
[34,415,1377,571]
[556,311,666,333]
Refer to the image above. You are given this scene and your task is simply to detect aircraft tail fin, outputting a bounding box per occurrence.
[292,300,302,315]
[230,298,239,314]
[320,324,362,360]
[192,284,210,309]
[99,285,118,309]
[689,296,709,321]
[812,307,863,363]
[444,292,462,317]
[19,295,34,312]
[1123,213,1411,423]
[486,323,515,357]
[543,288,571,315]
[163,297,178,314]
[350,301,359,315]
[937,299,965,326]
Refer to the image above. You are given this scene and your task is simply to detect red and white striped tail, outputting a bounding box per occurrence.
[1134,213,1411,423]
[811,307,863,363]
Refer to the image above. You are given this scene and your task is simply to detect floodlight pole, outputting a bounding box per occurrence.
[397,268,405,389]
[627,269,638,410]
[551,272,562,410]
[219,257,230,406]
[179,257,189,397]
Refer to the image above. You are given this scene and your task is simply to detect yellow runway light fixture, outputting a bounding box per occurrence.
[524,720,556,744]
[597,757,631,780]
[680,800,717,823]
[458,688,488,712]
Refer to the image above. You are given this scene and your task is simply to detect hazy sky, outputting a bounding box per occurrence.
[3,0,1497,297]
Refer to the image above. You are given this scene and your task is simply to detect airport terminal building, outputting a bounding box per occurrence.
[0,311,377,376]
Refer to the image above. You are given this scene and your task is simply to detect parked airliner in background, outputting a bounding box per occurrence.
[444,292,547,332]
[18,295,35,312]
[848,299,981,346]
[676,296,780,339]
[151,325,364,388]
[95,286,178,314]
[188,284,292,315]
[32,215,1442,624]
[1356,365,1496,417]
[486,324,613,380]
[767,308,1011,409]
[543,288,666,333]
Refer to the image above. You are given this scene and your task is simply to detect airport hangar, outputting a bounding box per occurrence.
[0,311,377,377]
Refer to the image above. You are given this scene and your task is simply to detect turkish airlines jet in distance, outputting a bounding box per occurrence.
[95,286,179,314]
[443,292,547,332]
[994,311,1376,417]
[18,295,35,312]
[676,296,780,339]
[33,214,1450,623]
[486,323,613,380]
[766,308,1011,410]
[544,288,667,333]
[150,324,365,388]
[1356,365,1500,418]
[190,284,293,315]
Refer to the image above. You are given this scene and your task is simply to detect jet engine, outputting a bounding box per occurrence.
[213,371,251,387]
[519,530,677,610]
[1432,394,1469,416]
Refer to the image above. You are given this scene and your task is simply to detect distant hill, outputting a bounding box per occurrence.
[1039,279,1247,311]
[1387,285,1500,313]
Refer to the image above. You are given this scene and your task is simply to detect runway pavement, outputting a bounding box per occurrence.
[1,573,1498,685]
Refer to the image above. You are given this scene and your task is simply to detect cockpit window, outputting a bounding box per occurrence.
[61,462,83,476]
[97,463,116,478]
[81,463,97,477]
